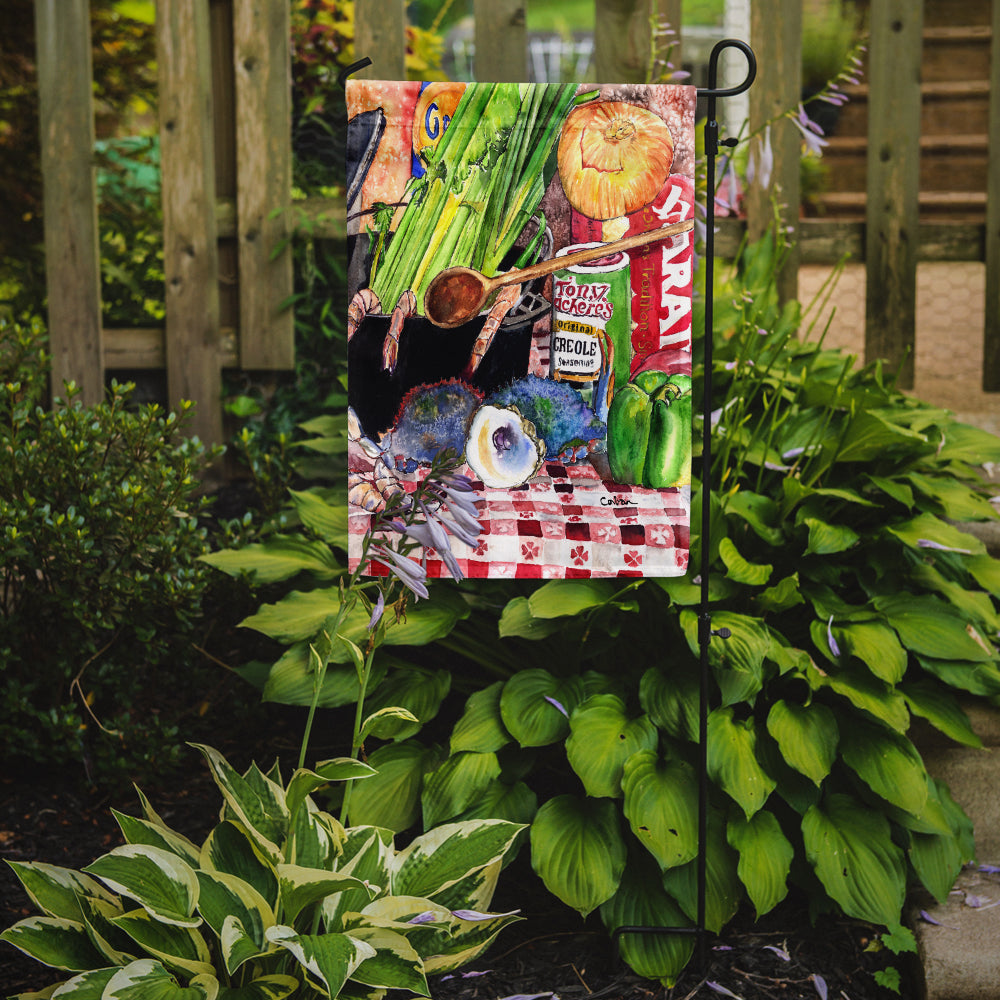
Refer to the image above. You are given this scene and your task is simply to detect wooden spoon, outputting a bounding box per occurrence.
[423,217,695,328]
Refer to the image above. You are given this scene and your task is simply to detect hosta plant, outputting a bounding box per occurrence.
[1,744,523,999]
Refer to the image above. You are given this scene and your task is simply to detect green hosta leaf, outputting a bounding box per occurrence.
[885,512,985,557]
[346,926,428,994]
[839,718,929,816]
[718,537,772,586]
[901,680,982,748]
[874,594,995,662]
[599,853,694,987]
[565,695,658,798]
[707,708,776,818]
[724,490,784,546]
[499,670,584,747]
[103,959,218,1000]
[910,562,1000,632]
[681,610,770,706]
[661,810,741,933]
[967,553,1000,597]
[200,535,340,584]
[835,409,927,463]
[936,421,1000,464]
[421,751,502,828]
[802,793,906,925]
[5,862,118,923]
[909,826,965,905]
[807,660,910,732]
[803,517,859,555]
[362,667,451,740]
[0,916,107,971]
[347,740,442,832]
[277,865,374,925]
[916,655,1000,697]
[727,811,793,918]
[392,820,524,901]
[639,664,699,742]
[527,580,617,618]
[453,779,538,827]
[498,596,564,639]
[621,751,698,870]
[866,474,914,509]
[765,700,838,786]
[289,487,349,546]
[265,926,375,997]
[112,812,201,868]
[906,472,998,522]
[111,908,214,978]
[195,871,273,974]
[83,846,200,928]
[216,975,299,1000]
[450,682,511,754]
[756,573,805,614]
[261,643,386,709]
[530,795,626,917]
[200,822,278,910]
[835,621,907,684]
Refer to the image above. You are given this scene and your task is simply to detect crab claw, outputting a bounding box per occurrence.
[383,289,417,372]
[348,288,381,341]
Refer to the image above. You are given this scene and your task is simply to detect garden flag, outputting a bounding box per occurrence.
[347,81,696,579]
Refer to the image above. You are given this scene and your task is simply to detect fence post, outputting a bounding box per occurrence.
[594,0,659,83]
[864,0,923,390]
[983,0,1000,391]
[233,0,294,369]
[475,0,527,81]
[354,0,406,79]
[34,0,104,405]
[157,0,223,445]
[746,0,801,305]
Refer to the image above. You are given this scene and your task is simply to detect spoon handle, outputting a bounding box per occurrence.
[492,217,694,289]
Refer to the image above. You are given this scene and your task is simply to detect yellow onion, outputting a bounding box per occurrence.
[557,101,674,222]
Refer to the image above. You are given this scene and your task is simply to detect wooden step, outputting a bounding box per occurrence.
[921,0,992,28]
[922,25,993,83]
[812,189,987,222]
[833,80,991,138]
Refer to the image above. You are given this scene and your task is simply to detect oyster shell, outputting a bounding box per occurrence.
[465,404,545,489]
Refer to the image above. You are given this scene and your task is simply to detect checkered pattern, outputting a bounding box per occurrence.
[349,444,690,580]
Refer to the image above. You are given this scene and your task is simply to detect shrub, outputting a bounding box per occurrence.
[0,317,220,783]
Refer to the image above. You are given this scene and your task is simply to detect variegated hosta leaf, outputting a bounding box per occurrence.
[276,864,376,925]
[112,810,201,868]
[288,802,344,870]
[361,667,452,741]
[345,926,429,995]
[83,845,200,928]
[391,820,524,901]
[765,700,838,786]
[45,966,118,997]
[565,695,658,799]
[322,829,393,931]
[214,975,299,1000]
[102,958,218,999]
[599,853,694,987]
[450,681,511,754]
[707,707,776,819]
[346,740,442,833]
[421,751,502,829]
[0,916,107,971]
[621,751,699,871]
[195,871,274,974]
[200,822,278,910]
[77,894,136,966]
[529,795,626,917]
[265,925,376,998]
[802,793,906,926]
[422,906,522,975]
[285,760,376,823]
[190,745,287,863]
[499,669,585,747]
[838,717,929,817]
[4,862,118,922]
[110,908,214,978]
[726,810,793,918]
[425,859,501,916]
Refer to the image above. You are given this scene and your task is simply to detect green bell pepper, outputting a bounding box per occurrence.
[607,370,692,488]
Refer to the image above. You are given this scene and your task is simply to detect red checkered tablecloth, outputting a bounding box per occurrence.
[349,444,690,579]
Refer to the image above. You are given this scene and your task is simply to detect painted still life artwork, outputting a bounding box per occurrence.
[346,80,696,579]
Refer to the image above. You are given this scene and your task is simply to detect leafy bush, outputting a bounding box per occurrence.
[1,743,524,998]
[0,317,220,783]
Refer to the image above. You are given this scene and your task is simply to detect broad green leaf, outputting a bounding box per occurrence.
[803,517,858,556]
[277,864,373,925]
[346,926,428,994]
[530,795,626,917]
[755,573,805,614]
[527,580,616,618]
[807,660,910,732]
[498,597,564,640]
[599,853,694,987]
[835,410,927,463]
[289,488,349,546]
[908,778,968,906]
[866,474,914,509]
[450,682,511,754]
[906,472,998,522]
[723,490,784,545]
[216,976,299,1000]
[967,553,1000,597]
[393,820,524,901]
[718,537,772,586]
[935,421,1000,465]
[901,680,982,748]
[707,708,776,818]
[681,610,770,706]
[45,967,117,998]
[499,670,584,747]
[199,822,278,910]
[362,667,451,740]
[0,917,106,972]
[103,959,218,1000]
[265,926,375,998]
[83,846,200,928]
[802,793,906,926]
[566,695,658,798]
[346,740,442,832]
[261,644,386,708]
[727,811,793,917]
[195,871,273,974]
[834,621,907,684]
[111,813,201,868]
[111,909,214,978]
[910,562,1000,632]
[639,664,699,742]
[200,535,340,584]
[621,751,698,870]
[421,751,502,828]
[885,512,985,557]
[453,779,538,827]
[838,718,929,816]
[874,593,995,662]
[765,700,838,786]
[916,655,1000,697]
[5,862,117,923]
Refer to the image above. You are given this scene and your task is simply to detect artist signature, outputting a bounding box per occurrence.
[600,495,637,507]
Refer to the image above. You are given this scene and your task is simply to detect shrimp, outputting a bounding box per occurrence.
[383,289,417,372]
[462,282,521,379]
[349,457,405,512]
[347,288,381,341]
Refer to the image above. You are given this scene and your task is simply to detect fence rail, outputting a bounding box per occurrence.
[32,0,1000,445]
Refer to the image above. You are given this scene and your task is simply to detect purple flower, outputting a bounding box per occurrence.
[747,125,773,190]
[763,944,790,961]
[407,911,438,925]
[451,908,520,921]
[827,616,841,658]
[544,695,569,718]
[917,538,973,554]
[369,544,429,600]
[706,983,742,999]
[812,974,828,1000]
[367,590,385,631]
[791,104,828,156]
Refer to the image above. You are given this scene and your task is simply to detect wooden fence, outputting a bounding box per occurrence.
[34,0,1000,445]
